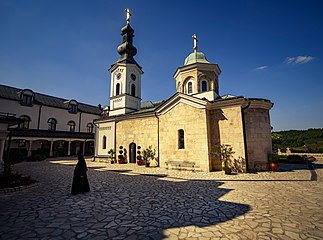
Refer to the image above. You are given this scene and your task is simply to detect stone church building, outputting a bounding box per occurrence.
[94,12,273,172]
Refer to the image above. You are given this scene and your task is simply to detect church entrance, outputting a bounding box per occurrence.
[129,143,136,163]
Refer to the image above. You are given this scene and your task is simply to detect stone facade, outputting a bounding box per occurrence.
[94,17,273,173]
[159,102,209,171]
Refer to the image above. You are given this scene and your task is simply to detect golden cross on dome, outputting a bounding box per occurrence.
[192,34,198,52]
[125,8,131,24]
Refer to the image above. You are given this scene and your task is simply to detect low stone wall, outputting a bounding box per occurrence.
[279,153,323,160]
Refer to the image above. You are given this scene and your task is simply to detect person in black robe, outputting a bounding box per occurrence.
[71,153,90,195]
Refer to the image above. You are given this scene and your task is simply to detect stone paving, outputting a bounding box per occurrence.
[0,158,323,240]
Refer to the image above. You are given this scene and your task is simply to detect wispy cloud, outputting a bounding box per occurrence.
[285,56,314,65]
[254,65,268,71]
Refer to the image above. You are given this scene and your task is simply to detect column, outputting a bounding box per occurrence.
[0,139,6,167]
[68,141,71,156]
[49,141,54,157]
[28,140,33,157]
[83,140,86,155]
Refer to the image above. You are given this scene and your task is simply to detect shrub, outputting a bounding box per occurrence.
[268,153,279,163]
[4,148,28,164]
[283,155,306,164]
[29,154,47,162]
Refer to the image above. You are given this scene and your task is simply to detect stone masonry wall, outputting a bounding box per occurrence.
[217,106,246,171]
[244,108,272,171]
[206,110,222,171]
[116,116,158,166]
[159,102,210,171]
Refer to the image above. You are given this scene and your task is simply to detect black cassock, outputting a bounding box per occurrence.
[71,155,90,195]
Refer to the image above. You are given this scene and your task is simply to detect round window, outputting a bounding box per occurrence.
[116,73,121,80]
[130,74,136,81]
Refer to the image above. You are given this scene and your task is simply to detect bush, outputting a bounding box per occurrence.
[4,148,28,164]
[279,155,306,164]
[268,153,279,163]
[28,154,47,162]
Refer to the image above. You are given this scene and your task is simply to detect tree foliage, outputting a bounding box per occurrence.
[272,128,323,153]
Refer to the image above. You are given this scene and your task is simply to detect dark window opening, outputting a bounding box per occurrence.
[178,129,185,149]
[103,136,107,149]
[201,80,208,92]
[188,82,192,94]
[116,83,120,96]
[131,84,136,96]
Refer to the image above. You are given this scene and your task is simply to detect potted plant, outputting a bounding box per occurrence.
[142,145,156,167]
[108,149,115,164]
[136,146,143,165]
[118,146,124,164]
[268,153,279,172]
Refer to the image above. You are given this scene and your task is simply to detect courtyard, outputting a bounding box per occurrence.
[0,158,322,240]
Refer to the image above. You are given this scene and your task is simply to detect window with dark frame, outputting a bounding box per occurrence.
[48,118,57,131]
[68,103,77,113]
[19,115,31,129]
[178,129,185,149]
[67,121,76,132]
[87,123,94,133]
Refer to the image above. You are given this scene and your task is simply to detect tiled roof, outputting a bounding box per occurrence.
[0,84,102,115]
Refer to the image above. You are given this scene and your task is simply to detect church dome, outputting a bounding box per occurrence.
[184,52,210,65]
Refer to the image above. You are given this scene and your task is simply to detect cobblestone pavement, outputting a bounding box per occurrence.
[1,158,322,240]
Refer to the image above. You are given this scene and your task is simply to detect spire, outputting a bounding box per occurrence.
[113,8,140,67]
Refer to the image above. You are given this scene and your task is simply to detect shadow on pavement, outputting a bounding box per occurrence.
[0,161,251,240]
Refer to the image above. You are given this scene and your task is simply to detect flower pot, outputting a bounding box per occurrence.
[270,163,279,172]
[118,156,124,164]
[136,159,143,165]
[145,162,150,167]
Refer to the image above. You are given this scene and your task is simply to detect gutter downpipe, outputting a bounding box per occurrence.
[154,112,160,167]
[79,111,83,132]
[241,98,251,173]
[37,105,43,130]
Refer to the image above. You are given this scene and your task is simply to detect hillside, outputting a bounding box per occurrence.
[273,128,323,153]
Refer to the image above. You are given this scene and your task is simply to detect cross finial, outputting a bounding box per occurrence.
[125,8,131,24]
[192,34,198,53]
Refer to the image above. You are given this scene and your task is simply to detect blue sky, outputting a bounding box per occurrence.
[1,0,322,131]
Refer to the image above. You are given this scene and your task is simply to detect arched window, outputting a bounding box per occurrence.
[131,84,136,96]
[103,136,107,149]
[48,118,57,131]
[116,83,120,96]
[201,80,208,92]
[87,123,94,133]
[187,82,193,94]
[178,129,185,149]
[19,115,31,129]
[67,121,76,132]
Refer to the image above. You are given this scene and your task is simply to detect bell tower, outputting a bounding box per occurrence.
[173,34,221,101]
[108,9,143,116]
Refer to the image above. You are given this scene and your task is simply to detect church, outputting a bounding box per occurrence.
[94,10,273,172]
